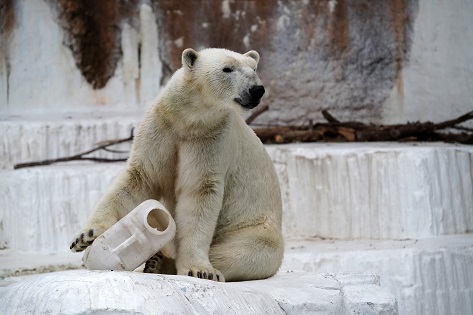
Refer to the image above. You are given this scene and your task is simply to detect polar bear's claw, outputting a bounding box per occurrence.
[181,267,224,282]
[70,228,97,252]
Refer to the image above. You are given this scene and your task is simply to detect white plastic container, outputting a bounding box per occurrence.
[82,199,176,271]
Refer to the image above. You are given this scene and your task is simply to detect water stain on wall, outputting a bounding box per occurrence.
[150,0,417,124]
[390,0,411,96]
[150,0,275,82]
[0,0,15,104]
[327,0,350,55]
[0,0,15,38]
[50,0,139,89]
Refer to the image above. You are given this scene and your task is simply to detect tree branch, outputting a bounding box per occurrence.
[13,129,134,169]
[322,109,340,123]
[254,110,473,144]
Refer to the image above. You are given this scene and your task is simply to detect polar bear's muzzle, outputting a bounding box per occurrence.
[234,85,265,109]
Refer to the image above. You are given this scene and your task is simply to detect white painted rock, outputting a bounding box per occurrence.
[0,270,398,315]
[282,235,473,315]
[267,143,473,240]
[0,163,124,252]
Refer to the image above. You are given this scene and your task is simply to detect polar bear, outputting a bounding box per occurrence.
[70,48,284,282]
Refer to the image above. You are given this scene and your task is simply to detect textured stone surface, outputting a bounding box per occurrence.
[0,270,397,315]
[2,142,472,251]
[267,143,473,240]
[150,0,418,126]
[1,236,471,315]
[382,0,473,127]
[3,0,472,125]
[282,235,473,315]
[341,284,398,315]
[1,142,471,315]
[0,250,83,280]
[0,163,123,251]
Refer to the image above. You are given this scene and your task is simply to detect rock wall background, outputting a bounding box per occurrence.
[1,0,472,126]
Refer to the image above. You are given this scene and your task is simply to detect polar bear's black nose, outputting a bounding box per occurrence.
[249,85,265,99]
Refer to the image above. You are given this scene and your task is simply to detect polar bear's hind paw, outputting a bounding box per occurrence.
[143,252,164,274]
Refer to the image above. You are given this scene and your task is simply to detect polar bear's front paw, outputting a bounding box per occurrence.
[70,227,103,252]
[178,265,225,282]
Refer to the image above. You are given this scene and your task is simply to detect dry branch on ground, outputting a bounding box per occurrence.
[13,129,134,169]
[254,109,473,144]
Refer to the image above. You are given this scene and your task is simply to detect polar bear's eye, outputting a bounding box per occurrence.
[222,67,233,73]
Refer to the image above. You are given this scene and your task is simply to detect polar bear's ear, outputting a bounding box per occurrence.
[244,50,260,64]
[182,48,199,69]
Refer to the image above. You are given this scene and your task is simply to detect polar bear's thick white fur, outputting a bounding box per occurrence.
[71,48,284,282]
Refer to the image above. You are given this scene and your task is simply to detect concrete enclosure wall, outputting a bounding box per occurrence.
[1,0,472,125]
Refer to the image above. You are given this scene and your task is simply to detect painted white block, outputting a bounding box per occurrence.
[1,143,472,251]
[0,163,125,251]
[0,114,141,170]
[1,236,469,315]
[0,250,83,280]
[281,235,473,315]
[267,143,473,240]
[341,284,398,315]
[0,270,397,315]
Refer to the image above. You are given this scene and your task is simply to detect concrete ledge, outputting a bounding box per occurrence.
[0,163,124,251]
[0,114,140,170]
[0,270,398,315]
[1,235,470,315]
[282,234,473,315]
[267,143,473,240]
[2,143,473,251]
[0,250,83,281]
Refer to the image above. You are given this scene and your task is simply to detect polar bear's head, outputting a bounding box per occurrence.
[181,48,265,111]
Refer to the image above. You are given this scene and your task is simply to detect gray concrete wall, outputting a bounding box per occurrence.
[1,0,472,126]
